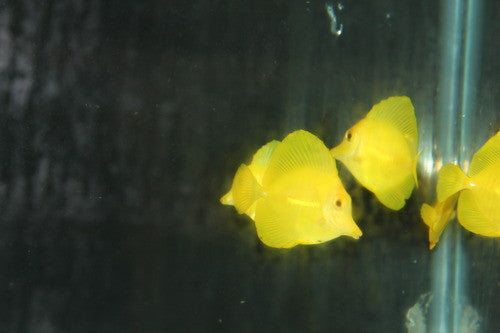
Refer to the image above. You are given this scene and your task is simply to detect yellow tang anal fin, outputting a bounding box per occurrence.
[436,164,469,202]
[366,96,418,154]
[220,191,234,205]
[457,190,499,237]
[375,173,414,210]
[254,199,298,248]
[263,130,335,186]
[248,140,280,184]
[468,131,500,177]
[232,164,263,214]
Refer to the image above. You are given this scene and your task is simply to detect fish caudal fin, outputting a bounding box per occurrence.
[366,96,418,154]
[375,174,415,210]
[232,164,263,214]
[468,131,500,177]
[220,191,234,205]
[436,164,469,202]
[457,190,499,237]
[254,199,298,248]
[420,203,437,228]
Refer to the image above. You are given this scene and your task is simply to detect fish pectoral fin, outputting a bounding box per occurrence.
[254,199,298,248]
[468,131,500,176]
[232,164,263,214]
[436,164,468,202]
[263,130,335,186]
[366,96,418,154]
[420,203,437,228]
[458,190,499,237]
[375,173,415,210]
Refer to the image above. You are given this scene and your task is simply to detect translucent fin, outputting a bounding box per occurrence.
[468,131,500,176]
[248,140,280,183]
[366,96,418,154]
[420,203,437,228]
[413,150,422,188]
[220,191,234,205]
[263,130,335,186]
[436,164,469,202]
[457,190,499,237]
[374,174,415,210]
[232,164,263,214]
[254,199,298,248]
[420,194,458,250]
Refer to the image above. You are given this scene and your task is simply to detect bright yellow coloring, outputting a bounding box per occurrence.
[221,130,362,248]
[436,131,500,237]
[331,96,419,210]
[420,193,458,249]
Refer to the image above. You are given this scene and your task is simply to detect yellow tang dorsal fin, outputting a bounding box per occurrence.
[248,140,280,184]
[366,96,418,154]
[468,131,500,176]
[232,164,263,214]
[263,130,335,186]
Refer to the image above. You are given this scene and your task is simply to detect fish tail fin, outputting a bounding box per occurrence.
[413,150,423,188]
[436,164,469,202]
[220,191,234,205]
[420,203,437,228]
[232,164,263,214]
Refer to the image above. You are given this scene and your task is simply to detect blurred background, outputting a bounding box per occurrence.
[0,1,497,332]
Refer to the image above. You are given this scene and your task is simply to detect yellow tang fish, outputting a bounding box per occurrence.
[420,193,458,249]
[221,130,362,248]
[330,96,419,210]
[437,131,500,237]
[220,139,280,220]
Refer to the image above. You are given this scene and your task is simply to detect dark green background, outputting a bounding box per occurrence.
[0,1,497,332]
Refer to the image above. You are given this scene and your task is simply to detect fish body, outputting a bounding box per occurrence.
[331,96,419,210]
[221,130,362,248]
[436,132,500,237]
[420,193,458,249]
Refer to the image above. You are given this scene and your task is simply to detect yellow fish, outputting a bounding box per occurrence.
[420,193,458,249]
[436,131,500,237]
[221,130,362,248]
[330,96,419,210]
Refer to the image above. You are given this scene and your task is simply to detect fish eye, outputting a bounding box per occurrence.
[345,131,353,141]
[335,199,342,208]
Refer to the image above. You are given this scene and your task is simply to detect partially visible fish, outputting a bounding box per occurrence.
[331,96,420,210]
[436,131,500,237]
[420,193,458,249]
[221,130,362,248]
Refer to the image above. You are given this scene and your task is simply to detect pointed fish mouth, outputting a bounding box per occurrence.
[330,142,352,160]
